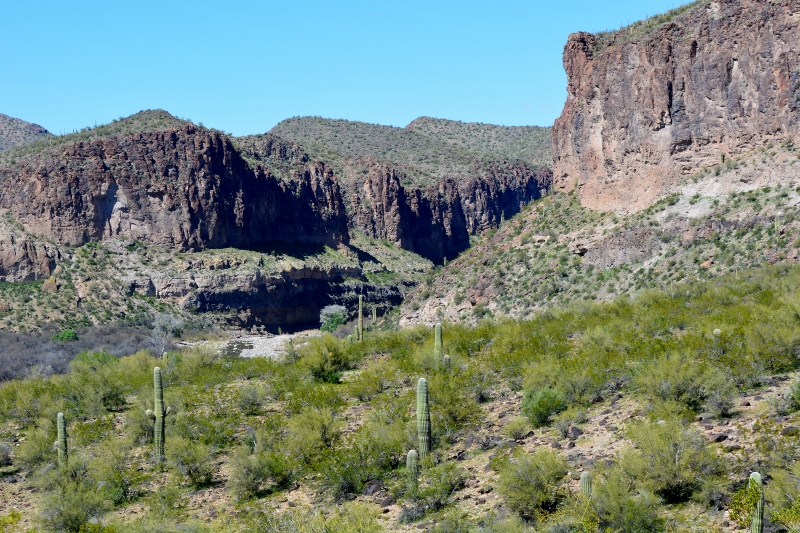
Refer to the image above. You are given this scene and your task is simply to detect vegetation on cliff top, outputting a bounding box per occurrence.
[270,116,551,188]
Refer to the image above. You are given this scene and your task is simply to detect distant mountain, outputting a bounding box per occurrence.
[0,113,52,152]
[406,116,552,169]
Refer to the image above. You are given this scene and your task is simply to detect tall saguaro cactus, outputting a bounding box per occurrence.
[433,323,443,367]
[56,412,67,468]
[406,449,419,493]
[146,367,172,464]
[750,472,764,533]
[580,471,592,497]
[372,305,377,326]
[417,378,431,457]
[358,295,364,342]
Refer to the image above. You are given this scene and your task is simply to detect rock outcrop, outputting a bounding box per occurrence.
[553,0,800,212]
[0,113,52,152]
[0,125,349,252]
[342,158,551,263]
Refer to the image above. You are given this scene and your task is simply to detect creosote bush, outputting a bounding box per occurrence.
[497,449,567,521]
[521,387,568,428]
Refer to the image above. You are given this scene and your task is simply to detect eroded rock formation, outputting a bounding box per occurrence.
[0,126,349,252]
[553,0,800,212]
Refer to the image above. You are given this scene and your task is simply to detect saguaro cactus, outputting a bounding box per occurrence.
[750,472,764,533]
[442,355,451,370]
[580,471,592,497]
[372,306,377,327]
[417,378,431,457]
[358,295,364,342]
[433,323,443,367]
[406,449,419,493]
[146,367,172,464]
[56,412,67,468]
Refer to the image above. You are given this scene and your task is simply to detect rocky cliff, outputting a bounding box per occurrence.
[0,123,349,254]
[271,116,552,262]
[553,0,800,212]
[342,158,551,262]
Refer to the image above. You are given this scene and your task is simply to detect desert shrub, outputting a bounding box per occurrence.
[16,418,55,470]
[412,461,467,515]
[504,417,530,441]
[324,412,406,498]
[347,361,393,401]
[590,469,665,533]
[228,443,295,500]
[285,407,342,467]
[235,385,265,415]
[38,476,111,533]
[428,374,482,444]
[249,503,383,533]
[621,418,725,503]
[498,449,567,521]
[0,442,11,466]
[147,485,186,519]
[52,329,79,342]
[521,387,568,428]
[634,351,734,415]
[553,407,587,438]
[88,443,142,506]
[297,335,356,383]
[168,437,215,488]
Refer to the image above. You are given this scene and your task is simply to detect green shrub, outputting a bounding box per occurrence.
[521,388,568,428]
[590,470,665,533]
[298,335,356,383]
[38,477,111,533]
[498,449,567,521]
[168,437,215,488]
[16,418,55,470]
[503,417,530,441]
[417,461,467,513]
[633,351,734,415]
[621,419,725,503]
[52,329,79,342]
[285,407,341,467]
[228,443,294,500]
[88,442,143,505]
[234,385,265,415]
[553,407,587,438]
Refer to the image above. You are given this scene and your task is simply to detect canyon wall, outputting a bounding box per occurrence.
[553,0,800,212]
[343,159,551,263]
[0,126,349,253]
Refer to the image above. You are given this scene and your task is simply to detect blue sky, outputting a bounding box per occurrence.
[2,1,691,135]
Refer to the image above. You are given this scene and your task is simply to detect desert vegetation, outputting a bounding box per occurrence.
[2,263,800,531]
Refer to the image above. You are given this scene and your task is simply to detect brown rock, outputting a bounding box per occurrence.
[553,0,800,212]
[0,301,9,312]
[41,277,57,293]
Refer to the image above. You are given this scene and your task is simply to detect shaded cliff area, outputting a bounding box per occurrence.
[271,116,552,263]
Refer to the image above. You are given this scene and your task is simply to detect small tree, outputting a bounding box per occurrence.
[319,305,347,332]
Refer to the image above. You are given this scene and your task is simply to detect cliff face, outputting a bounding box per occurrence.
[0,126,349,253]
[342,158,551,263]
[553,0,800,212]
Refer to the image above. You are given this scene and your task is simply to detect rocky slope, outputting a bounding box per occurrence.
[553,0,800,212]
[0,111,431,331]
[401,140,800,325]
[271,117,552,263]
[0,113,51,152]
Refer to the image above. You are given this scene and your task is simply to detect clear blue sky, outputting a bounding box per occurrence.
[2,0,691,135]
